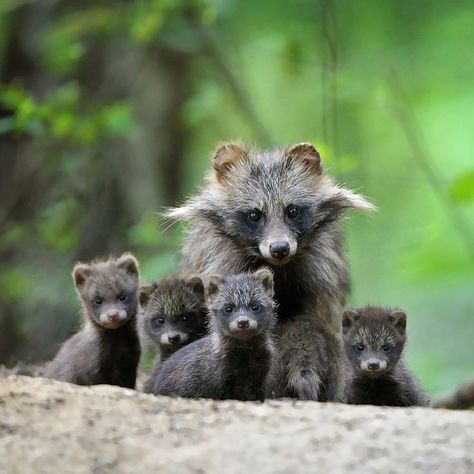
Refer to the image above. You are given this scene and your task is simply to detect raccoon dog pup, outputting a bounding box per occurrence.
[166,142,374,399]
[139,276,207,364]
[144,269,276,401]
[46,254,141,388]
[342,306,429,407]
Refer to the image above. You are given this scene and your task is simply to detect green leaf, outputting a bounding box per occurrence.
[450,170,474,204]
[0,268,35,302]
[101,102,134,135]
[129,215,160,248]
[37,200,80,253]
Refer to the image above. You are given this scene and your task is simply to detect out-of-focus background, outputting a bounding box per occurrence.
[0,0,473,396]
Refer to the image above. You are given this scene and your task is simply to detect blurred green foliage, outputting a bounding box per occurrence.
[0,0,473,396]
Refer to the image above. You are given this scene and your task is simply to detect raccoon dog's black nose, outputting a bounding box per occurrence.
[168,334,181,344]
[269,241,290,259]
[237,318,250,329]
[368,362,380,371]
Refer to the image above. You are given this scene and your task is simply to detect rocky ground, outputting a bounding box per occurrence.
[0,376,473,474]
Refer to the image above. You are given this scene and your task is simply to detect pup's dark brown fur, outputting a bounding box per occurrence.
[166,142,374,399]
[270,314,345,401]
[144,269,276,401]
[46,254,141,388]
[139,276,207,365]
[342,306,429,407]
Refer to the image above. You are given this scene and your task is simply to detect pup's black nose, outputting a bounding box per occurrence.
[368,361,380,371]
[237,318,250,329]
[269,241,290,259]
[168,334,181,344]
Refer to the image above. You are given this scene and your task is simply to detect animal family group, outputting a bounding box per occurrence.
[45,142,429,407]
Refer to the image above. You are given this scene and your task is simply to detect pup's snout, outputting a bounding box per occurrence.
[362,357,386,373]
[168,334,181,345]
[107,312,120,322]
[237,318,250,329]
[269,241,290,259]
[368,361,380,371]
[100,309,127,328]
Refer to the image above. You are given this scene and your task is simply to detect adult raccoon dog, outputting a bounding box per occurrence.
[166,142,373,400]
[145,269,276,401]
[342,306,429,407]
[139,276,207,365]
[46,254,141,388]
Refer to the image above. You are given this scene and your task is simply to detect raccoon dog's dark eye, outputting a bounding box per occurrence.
[152,317,165,327]
[225,305,234,314]
[248,210,262,223]
[182,314,189,322]
[286,206,299,219]
[382,344,392,352]
[94,297,103,305]
[119,294,127,302]
[355,343,365,352]
[251,304,260,312]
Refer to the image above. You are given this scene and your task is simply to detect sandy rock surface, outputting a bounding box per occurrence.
[0,375,473,474]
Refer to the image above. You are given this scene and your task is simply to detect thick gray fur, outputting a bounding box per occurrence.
[166,142,373,399]
[145,271,276,401]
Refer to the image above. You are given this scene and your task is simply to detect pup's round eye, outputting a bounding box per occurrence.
[94,297,103,305]
[286,206,299,219]
[251,304,260,312]
[182,314,189,322]
[119,294,127,302]
[355,343,365,352]
[248,210,262,222]
[382,344,392,352]
[225,305,234,314]
[152,316,165,327]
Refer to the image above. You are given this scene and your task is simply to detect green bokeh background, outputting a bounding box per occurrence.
[1,0,473,396]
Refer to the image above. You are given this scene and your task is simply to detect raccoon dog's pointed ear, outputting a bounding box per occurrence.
[187,275,205,298]
[117,253,139,278]
[206,276,223,301]
[342,309,360,334]
[72,264,92,288]
[389,310,407,334]
[254,268,274,296]
[326,187,376,212]
[286,143,322,175]
[139,283,156,308]
[212,142,248,182]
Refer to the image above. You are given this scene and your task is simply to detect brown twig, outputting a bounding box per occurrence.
[321,0,339,176]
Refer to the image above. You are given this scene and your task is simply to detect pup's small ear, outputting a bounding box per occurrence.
[139,284,156,308]
[254,267,274,296]
[187,275,205,298]
[212,142,248,182]
[72,264,92,288]
[390,310,407,334]
[117,253,139,277]
[342,309,360,334]
[286,143,322,175]
[206,276,222,300]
